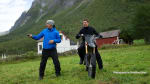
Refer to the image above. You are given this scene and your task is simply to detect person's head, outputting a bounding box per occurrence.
[46,20,55,29]
[83,19,89,27]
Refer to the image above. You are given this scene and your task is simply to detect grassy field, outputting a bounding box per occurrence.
[0,44,150,84]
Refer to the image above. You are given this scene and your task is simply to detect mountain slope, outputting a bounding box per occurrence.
[0,0,149,55]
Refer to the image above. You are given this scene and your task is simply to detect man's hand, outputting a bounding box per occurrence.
[49,40,54,44]
[27,34,32,38]
[81,34,84,36]
[99,35,103,38]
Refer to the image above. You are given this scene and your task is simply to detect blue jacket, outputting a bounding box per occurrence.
[32,27,61,49]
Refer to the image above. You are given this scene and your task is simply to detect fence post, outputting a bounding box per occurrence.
[4,54,6,59]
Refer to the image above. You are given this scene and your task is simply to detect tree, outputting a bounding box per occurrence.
[133,4,150,44]
[120,28,134,45]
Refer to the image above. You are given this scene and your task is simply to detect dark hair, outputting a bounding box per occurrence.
[83,19,89,22]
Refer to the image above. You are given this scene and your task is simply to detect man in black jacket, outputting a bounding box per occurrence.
[76,19,103,70]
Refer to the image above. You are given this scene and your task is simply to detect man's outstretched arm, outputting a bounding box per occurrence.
[27,31,44,40]
[93,28,103,38]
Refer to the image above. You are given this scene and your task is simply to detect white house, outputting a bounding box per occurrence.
[37,32,79,54]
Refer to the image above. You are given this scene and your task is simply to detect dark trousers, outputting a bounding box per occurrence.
[78,43,103,69]
[39,48,61,77]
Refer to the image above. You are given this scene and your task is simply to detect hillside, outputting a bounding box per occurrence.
[0,44,150,84]
[0,0,150,54]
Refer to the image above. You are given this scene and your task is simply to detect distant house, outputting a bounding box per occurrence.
[37,32,79,54]
[96,30,122,48]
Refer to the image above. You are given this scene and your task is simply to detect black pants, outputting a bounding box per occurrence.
[39,48,61,77]
[78,43,103,69]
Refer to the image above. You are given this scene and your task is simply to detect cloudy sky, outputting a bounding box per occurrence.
[0,0,34,32]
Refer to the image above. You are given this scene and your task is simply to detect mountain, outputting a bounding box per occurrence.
[0,0,149,55]
[10,0,82,32]
[10,11,28,32]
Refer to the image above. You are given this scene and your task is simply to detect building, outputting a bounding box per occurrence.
[96,30,121,48]
[37,32,78,54]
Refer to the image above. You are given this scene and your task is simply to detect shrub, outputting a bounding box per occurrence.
[100,44,130,50]
[22,51,39,59]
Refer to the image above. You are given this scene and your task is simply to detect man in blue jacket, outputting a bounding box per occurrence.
[27,20,61,80]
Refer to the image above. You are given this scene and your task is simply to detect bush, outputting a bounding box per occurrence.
[0,50,78,63]
[132,3,150,44]
[100,44,130,50]
[22,51,39,59]
[0,51,40,63]
[58,50,77,56]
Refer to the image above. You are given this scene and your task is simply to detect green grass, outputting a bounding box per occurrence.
[134,39,145,45]
[0,44,150,84]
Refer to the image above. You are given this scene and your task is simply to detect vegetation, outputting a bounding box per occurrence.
[0,0,150,55]
[0,51,40,64]
[132,4,150,44]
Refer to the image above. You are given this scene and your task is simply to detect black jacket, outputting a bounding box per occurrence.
[76,26,102,42]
